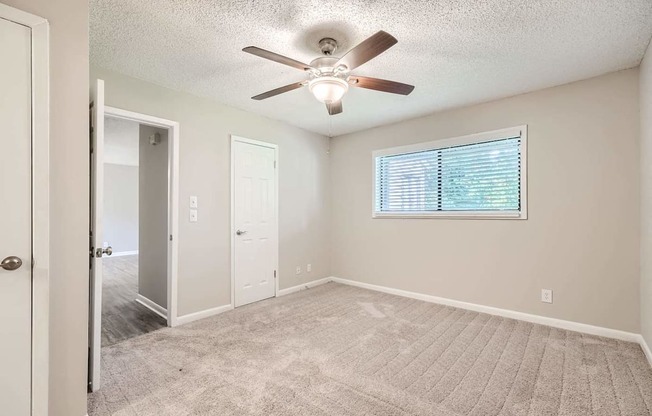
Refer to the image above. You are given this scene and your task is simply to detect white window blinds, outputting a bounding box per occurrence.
[375,134,523,215]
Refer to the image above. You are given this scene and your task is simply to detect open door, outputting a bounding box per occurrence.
[89,79,108,391]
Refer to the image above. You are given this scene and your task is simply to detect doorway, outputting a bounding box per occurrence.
[89,79,180,391]
[101,117,168,346]
[231,136,279,307]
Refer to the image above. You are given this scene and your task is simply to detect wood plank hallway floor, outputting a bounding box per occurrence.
[102,255,166,347]
[89,282,652,415]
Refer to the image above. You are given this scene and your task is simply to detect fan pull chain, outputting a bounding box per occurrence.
[328,115,333,138]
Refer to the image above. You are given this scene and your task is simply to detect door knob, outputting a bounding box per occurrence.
[0,256,22,271]
[94,246,113,257]
[236,230,247,236]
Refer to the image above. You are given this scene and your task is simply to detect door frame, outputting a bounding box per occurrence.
[230,135,279,307]
[103,106,180,327]
[0,4,50,415]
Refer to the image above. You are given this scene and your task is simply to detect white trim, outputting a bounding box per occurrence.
[105,106,177,130]
[277,277,332,297]
[30,17,49,416]
[373,211,522,220]
[103,106,180,327]
[110,250,138,257]
[372,125,525,158]
[89,79,105,392]
[230,135,279,308]
[372,125,528,220]
[176,304,233,326]
[330,277,640,343]
[0,5,51,415]
[638,335,652,367]
[0,3,48,26]
[135,294,167,319]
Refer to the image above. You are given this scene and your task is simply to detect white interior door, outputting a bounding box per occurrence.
[233,139,278,307]
[89,79,106,392]
[0,16,32,415]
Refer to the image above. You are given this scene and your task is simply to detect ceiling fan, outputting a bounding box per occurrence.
[243,31,415,115]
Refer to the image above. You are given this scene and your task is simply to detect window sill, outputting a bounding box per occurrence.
[372,211,526,220]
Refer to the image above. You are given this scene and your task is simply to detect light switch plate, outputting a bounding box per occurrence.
[190,196,198,208]
[189,209,198,222]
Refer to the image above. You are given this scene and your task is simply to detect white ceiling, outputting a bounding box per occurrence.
[90,0,652,137]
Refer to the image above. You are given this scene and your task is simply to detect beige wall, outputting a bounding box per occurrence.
[641,42,652,346]
[330,69,640,333]
[91,66,331,316]
[138,126,169,308]
[3,1,89,415]
[104,163,139,253]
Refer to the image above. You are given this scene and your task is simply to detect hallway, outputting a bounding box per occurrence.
[101,255,166,347]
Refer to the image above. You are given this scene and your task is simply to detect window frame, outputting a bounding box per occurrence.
[372,125,528,219]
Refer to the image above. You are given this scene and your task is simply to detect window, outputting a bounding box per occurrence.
[373,126,527,219]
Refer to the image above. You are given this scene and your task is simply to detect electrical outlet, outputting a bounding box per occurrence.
[307,263,312,272]
[541,289,553,304]
[189,195,198,208]
[189,209,198,222]
[295,266,301,275]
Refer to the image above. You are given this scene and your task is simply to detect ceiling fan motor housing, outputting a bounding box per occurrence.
[309,56,340,72]
[309,55,349,78]
[309,51,350,104]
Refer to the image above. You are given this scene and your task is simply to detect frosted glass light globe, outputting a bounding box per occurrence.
[308,76,349,103]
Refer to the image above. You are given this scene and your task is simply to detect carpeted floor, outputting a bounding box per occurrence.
[88,282,652,415]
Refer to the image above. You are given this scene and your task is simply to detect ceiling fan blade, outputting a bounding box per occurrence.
[251,82,305,100]
[350,76,415,95]
[243,46,312,71]
[326,101,343,115]
[336,31,397,71]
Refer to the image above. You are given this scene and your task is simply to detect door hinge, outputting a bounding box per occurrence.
[274,160,276,169]
[170,234,173,241]
[274,270,277,278]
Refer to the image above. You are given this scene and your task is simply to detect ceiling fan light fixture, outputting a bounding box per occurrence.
[244,31,414,115]
[308,76,349,103]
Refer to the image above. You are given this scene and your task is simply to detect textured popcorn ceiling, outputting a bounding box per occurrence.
[90,0,652,136]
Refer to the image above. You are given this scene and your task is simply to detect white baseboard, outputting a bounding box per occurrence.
[111,250,138,257]
[176,303,233,326]
[135,294,167,319]
[638,335,652,366]
[277,277,332,297]
[330,277,641,343]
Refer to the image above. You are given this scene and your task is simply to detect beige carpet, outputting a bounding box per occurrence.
[88,282,652,415]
